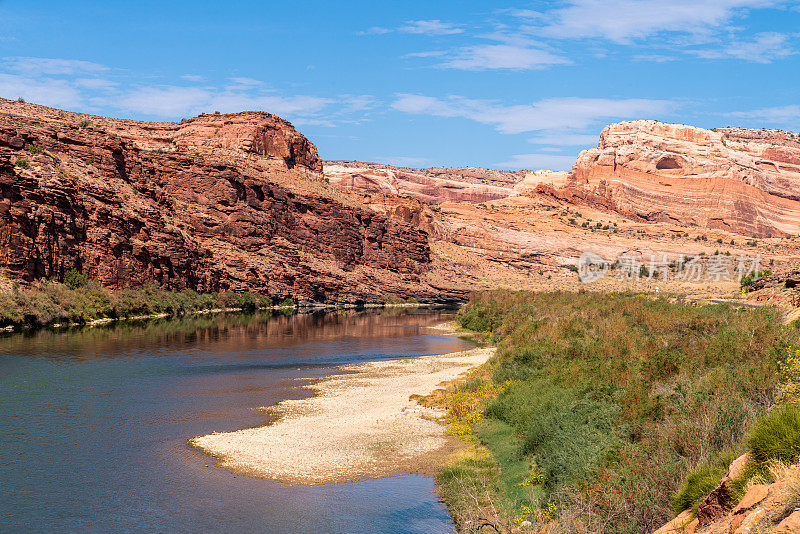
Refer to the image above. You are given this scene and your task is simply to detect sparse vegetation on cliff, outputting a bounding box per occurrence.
[441,290,800,532]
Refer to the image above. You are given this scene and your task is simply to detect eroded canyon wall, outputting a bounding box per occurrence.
[0,99,438,302]
[539,120,800,237]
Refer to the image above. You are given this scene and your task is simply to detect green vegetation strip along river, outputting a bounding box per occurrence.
[436,290,800,533]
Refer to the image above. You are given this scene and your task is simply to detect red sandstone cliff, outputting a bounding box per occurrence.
[539,120,800,237]
[0,99,439,302]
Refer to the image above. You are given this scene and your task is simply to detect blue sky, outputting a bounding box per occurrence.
[0,0,798,170]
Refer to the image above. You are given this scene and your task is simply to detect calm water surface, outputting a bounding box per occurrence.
[0,308,473,533]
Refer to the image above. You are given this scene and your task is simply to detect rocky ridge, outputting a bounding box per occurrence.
[3,99,800,302]
[0,99,440,302]
[539,121,800,238]
[324,160,529,204]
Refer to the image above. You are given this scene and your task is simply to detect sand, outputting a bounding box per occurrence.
[190,340,493,485]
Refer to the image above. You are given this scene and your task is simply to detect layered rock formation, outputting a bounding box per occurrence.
[324,161,526,204]
[539,121,800,237]
[3,100,800,301]
[0,99,438,302]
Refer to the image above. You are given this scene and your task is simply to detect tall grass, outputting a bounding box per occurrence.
[454,290,799,532]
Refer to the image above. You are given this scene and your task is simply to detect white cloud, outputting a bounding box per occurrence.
[357,26,392,36]
[3,56,108,76]
[528,132,600,146]
[727,104,800,125]
[633,54,678,62]
[338,94,378,113]
[497,153,577,171]
[408,32,568,71]
[0,73,84,108]
[392,94,675,134]
[181,74,204,82]
[399,20,464,35]
[0,57,366,124]
[117,85,332,118]
[532,0,779,43]
[690,32,794,62]
[115,86,212,117]
[228,77,264,87]
[438,44,569,70]
[74,78,118,91]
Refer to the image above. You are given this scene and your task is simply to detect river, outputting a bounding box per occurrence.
[0,308,473,533]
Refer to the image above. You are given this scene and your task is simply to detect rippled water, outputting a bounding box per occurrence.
[0,308,473,533]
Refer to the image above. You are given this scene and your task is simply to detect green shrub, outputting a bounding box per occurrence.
[740,269,772,288]
[14,158,29,169]
[487,379,619,494]
[747,402,800,468]
[671,451,737,514]
[236,292,258,312]
[63,269,88,289]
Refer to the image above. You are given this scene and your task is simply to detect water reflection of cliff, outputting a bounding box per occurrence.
[0,308,458,359]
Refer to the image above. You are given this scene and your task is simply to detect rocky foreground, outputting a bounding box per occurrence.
[3,98,800,301]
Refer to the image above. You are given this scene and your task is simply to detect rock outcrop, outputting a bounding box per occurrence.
[324,161,526,204]
[540,121,800,237]
[0,99,438,302]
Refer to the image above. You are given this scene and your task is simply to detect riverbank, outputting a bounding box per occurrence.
[432,290,800,533]
[191,336,494,485]
[0,276,444,332]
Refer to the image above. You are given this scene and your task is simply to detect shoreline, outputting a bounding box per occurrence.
[190,326,493,485]
[0,301,454,334]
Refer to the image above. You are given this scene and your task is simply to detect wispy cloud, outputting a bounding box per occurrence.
[497,153,577,171]
[3,56,108,76]
[437,43,568,70]
[398,20,464,35]
[690,32,794,62]
[391,94,675,134]
[366,2,792,71]
[728,104,800,125]
[0,73,84,108]
[358,20,463,37]
[116,85,333,119]
[357,26,392,36]
[0,57,373,126]
[529,0,779,43]
[528,132,600,146]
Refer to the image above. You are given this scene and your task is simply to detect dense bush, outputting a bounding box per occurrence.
[455,290,798,532]
[63,268,89,289]
[746,402,800,468]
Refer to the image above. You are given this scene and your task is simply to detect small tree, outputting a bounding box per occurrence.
[64,268,89,289]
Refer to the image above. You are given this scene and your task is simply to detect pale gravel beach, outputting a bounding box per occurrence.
[191,339,493,485]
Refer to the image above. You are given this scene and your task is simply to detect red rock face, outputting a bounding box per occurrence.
[545,121,800,237]
[324,161,525,204]
[0,99,437,302]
